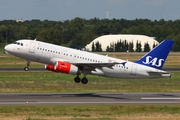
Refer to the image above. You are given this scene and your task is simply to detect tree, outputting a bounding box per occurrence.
[91,42,95,52]
[95,41,99,52]
[99,43,102,52]
[109,42,115,52]
[135,41,142,52]
[115,41,121,52]
[128,41,134,52]
[144,42,150,52]
[152,42,157,48]
[172,34,180,51]
[124,40,129,52]
[94,41,102,52]
[0,18,180,51]
[0,25,8,43]
[106,45,110,52]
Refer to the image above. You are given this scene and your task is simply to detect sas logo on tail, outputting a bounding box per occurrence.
[142,56,164,67]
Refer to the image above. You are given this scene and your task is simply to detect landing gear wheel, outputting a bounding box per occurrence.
[24,60,31,71]
[74,76,81,83]
[24,67,29,71]
[81,77,88,84]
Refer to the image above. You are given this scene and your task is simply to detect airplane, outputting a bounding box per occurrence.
[4,39,174,84]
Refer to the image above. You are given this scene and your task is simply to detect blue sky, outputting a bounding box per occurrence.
[0,0,179,21]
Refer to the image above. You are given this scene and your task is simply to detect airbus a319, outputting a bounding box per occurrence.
[4,39,174,84]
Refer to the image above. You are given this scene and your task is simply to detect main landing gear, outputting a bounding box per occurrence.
[24,60,31,71]
[74,76,88,84]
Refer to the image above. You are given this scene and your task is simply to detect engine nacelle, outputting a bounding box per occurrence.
[55,61,80,75]
[45,61,80,75]
[45,64,56,72]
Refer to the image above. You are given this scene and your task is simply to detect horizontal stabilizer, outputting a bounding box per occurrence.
[147,71,171,78]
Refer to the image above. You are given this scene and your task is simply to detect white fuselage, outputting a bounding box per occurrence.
[5,40,169,79]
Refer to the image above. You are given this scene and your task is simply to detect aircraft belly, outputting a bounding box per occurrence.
[102,67,149,78]
[102,67,129,78]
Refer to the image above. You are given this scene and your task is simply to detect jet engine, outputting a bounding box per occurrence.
[45,61,80,75]
[45,64,55,72]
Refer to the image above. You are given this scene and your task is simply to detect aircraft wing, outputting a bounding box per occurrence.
[51,57,127,72]
[74,62,127,71]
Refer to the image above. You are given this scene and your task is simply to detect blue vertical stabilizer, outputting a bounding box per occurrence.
[135,39,174,69]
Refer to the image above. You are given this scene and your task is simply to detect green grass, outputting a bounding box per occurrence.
[1,52,180,119]
[0,54,43,68]
[0,72,180,92]
[0,52,180,68]
[1,105,180,120]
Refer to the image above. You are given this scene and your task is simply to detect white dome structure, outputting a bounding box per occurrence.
[85,34,159,51]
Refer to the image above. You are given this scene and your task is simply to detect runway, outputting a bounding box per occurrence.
[0,92,180,105]
[0,68,180,105]
[0,68,47,72]
[0,68,179,72]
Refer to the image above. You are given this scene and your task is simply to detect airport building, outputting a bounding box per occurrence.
[15,19,25,23]
[85,34,159,51]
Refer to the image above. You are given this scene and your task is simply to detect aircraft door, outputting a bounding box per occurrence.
[131,64,137,75]
[29,42,36,53]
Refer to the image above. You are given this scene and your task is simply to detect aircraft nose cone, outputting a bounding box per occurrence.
[4,45,11,53]
[4,45,8,51]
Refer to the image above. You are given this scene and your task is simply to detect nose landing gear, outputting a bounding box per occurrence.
[24,60,31,71]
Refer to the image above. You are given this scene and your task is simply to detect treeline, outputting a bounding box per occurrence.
[0,18,180,51]
[91,40,156,52]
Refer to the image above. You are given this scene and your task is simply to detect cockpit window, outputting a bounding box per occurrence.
[13,41,23,46]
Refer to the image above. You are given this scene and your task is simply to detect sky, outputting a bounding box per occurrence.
[0,0,179,21]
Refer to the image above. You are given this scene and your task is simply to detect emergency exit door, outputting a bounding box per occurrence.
[29,42,36,53]
[131,64,137,75]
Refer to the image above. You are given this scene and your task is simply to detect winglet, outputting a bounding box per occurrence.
[135,39,174,69]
